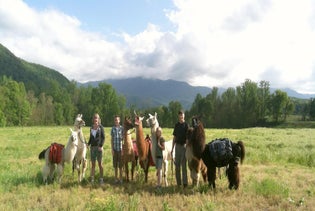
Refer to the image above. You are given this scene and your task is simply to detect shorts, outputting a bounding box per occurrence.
[155,157,163,169]
[90,146,103,162]
[113,150,123,168]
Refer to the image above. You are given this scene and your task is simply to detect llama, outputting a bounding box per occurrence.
[72,114,87,182]
[134,111,152,182]
[38,129,78,184]
[122,116,138,182]
[146,112,174,186]
[186,120,207,186]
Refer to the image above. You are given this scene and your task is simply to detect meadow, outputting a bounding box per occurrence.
[0,126,314,210]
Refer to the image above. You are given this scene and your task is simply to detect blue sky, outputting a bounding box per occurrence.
[1,0,315,94]
[24,0,175,36]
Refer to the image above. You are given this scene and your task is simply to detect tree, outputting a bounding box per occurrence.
[168,101,183,125]
[236,79,259,127]
[269,90,289,122]
[0,76,31,126]
[309,98,315,120]
[257,80,270,124]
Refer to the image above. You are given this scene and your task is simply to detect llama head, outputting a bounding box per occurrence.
[74,114,85,129]
[134,110,144,126]
[124,116,134,130]
[146,112,158,127]
[192,116,201,128]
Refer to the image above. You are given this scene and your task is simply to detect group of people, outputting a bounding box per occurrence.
[87,110,189,188]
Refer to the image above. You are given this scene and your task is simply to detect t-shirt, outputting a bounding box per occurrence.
[156,137,165,158]
[173,121,189,145]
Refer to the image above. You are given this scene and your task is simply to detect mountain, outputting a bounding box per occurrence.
[82,77,213,109]
[276,88,315,99]
[0,43,70,95]
[83,78,315,109]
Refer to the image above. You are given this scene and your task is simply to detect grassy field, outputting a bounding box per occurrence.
[0,126,314,210]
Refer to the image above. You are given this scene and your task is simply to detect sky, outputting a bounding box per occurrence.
[1,0,315,94]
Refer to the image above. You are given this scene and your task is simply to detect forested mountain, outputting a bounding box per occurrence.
[82,77,216,109]
[0,43,70,95]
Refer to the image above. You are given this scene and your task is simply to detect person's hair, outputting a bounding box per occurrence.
[93,113,101,124]
[156,126,162,133]
[178,110,184,115]
[114,115,120,120]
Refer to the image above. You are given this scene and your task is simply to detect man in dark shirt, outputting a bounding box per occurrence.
[171,110,189,188]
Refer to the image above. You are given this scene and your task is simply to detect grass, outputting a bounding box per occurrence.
[0,126,314,210]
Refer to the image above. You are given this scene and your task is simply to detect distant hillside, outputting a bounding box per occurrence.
[82,77,213,109]
[83,78,315,109]
[275,88,315,99]
[0,43,70,95]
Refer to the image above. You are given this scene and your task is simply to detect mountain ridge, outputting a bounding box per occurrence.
[81,77,315,109]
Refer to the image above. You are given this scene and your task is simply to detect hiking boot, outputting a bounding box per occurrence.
[99,178,104,185]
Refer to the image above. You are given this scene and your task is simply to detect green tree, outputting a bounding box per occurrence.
[269,90,289,122]
[91,82,125,126]
[257,80,270,124]
[0,76,31,126]
[309,98,315,120]
[168,101,183,125]
[220,87,238,128]
[236,79,259,127]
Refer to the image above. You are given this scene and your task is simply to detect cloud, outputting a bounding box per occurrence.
[0,0,314,94]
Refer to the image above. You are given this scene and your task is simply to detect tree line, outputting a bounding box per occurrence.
[0,76,314,128]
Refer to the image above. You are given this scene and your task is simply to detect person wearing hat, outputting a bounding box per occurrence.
[171,110,189,188]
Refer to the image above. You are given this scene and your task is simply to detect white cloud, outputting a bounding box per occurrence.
[0,0,314,93]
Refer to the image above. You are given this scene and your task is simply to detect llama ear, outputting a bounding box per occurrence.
[70,128,73,132]
[134,110,137,116]
[154,112,157,117]
[148,113,153,118]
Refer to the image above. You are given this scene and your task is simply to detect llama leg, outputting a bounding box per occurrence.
[208,166,216,189]
[49,164,55,182]
[42,164,50,184]
[131,160,136,181]
[125,162,129,182]
[144,158,150,183]
[56,164,63,183]
[82,158,88,180]
[77,164,82,183]
[163,160,168,186]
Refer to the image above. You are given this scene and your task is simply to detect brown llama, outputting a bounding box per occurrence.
[186,126,207,186]
[122,116,138,182]
[134,111,152,182]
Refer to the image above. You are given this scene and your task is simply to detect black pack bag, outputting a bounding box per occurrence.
[208,138,233,167]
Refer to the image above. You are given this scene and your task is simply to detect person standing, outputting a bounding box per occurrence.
[155,126,165,189]
[110,115,124,184]
[171,110,189,188]
[87,113,105,184]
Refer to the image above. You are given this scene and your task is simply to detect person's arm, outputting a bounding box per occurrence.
[87,128,92,147]
[99,125,105,147]
[159,137,165,150]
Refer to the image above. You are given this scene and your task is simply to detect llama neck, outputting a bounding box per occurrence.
[124,129,133,148]
[150,123,158,164]
[135,123,146,160]
[63,139,77,163]
[192,126,206,159]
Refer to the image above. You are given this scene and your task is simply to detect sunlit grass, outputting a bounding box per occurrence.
[0,126,314,210]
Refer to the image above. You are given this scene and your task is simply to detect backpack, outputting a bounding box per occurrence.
[49,143,64,164]
[208,138,233,167]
